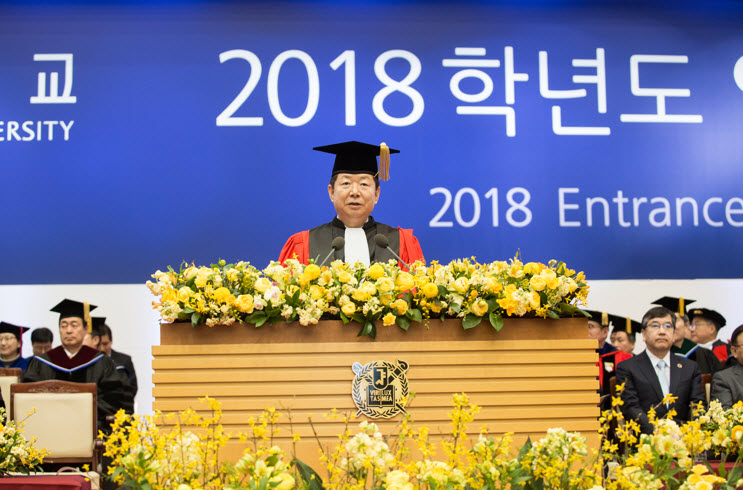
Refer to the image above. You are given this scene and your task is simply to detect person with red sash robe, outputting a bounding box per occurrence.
[689,307,732,367]
[279,141,424,269]
[23,299,133,430]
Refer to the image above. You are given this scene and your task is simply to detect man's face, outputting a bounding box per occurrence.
[642,314,675,356]
[99,334,112,355]
[673,315,689,343]
[328,173,380,228]
[731,336,743,364]
[690,317,717,344]
[0,333,19,358]
[59,317,87,351]
[32,342,52,357]
[588,321,608,344]
[610,331,635,355]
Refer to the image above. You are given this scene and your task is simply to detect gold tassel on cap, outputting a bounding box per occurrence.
[379,142,390,181]
[84,301,92,333]
[626,317,632,334]
[679,297,685,317]
[601,311,608,326]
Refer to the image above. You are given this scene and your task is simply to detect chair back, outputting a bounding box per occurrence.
[702,373,712,406]
[0,367,22,412]
[11,380,97,465]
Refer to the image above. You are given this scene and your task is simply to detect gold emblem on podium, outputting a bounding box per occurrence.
[351,360,409,419]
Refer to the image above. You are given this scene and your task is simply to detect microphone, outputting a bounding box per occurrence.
[318,237,345,268]
[374,234,410,270]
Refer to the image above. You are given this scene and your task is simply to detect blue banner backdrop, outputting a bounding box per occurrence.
[2,2,743,284]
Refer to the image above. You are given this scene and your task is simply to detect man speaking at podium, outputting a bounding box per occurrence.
[279,141,424,269]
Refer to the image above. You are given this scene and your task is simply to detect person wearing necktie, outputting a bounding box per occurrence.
[616,306,705,435]
[279,141,424,270]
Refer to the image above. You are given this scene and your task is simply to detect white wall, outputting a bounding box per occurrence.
[0,279,741,414]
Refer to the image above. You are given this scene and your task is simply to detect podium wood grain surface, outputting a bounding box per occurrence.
[153,317,600,465]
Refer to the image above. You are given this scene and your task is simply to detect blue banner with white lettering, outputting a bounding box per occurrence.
[2,1,742,283]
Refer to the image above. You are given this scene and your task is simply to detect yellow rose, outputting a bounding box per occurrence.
[529,275,546,291]
[430,303,442,314]
[421,283,439,299]
[234,294,254,314]
[376,277,395,294]
[177,287,192,302]
[254,277,272,293]
[352,288,372,302]
[391,299,408,316]
[395,272,415,290]
[162,288,177,303]
[213,287,235,305]
[320,270,333,285]
[194,274,208,289]
[270,473,295,490]
[546,277,560,289]
[452,277,469,293]
[304,264,321,280]
[309,285,324,300]
[367,263,385,280]
[341,302,356,316]
[488,278,503,294]
[523,262,540,275]
[337,270,352,283]
[472,299,489,317]
[382,312,396,326]
[529,291,540,309]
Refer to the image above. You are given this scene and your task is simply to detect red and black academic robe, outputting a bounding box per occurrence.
[598,350,633,410]
[279,216,424,269]
[711,340,732,366]
[23,346,134,429]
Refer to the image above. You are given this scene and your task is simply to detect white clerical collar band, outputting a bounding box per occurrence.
[34,353,104,373]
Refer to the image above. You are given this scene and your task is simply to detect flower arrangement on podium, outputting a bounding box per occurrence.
[147,256,589,337]
[0,408,48,475]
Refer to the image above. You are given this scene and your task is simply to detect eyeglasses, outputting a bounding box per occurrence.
[646,323,674,330]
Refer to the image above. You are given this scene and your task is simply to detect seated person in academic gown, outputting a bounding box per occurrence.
[279,141,424,269]
[0,322,30,371]
[688,308,732,367]
[23,300,134,430]
[595,313,633,410]
[616,306,704,435]
[654,296,721,375]
[711,324,743,409]
[584,310,617,356]
[95,320,138,399]
[31,327,53,357]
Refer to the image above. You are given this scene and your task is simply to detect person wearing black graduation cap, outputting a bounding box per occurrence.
[0,322,30,371]
[688,307,732,366]
[279,141,424,269]
[654,297,722,375]
[23,300,134,429]
[585,311,632,410]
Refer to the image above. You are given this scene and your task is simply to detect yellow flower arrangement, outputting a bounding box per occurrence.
[0,408,48,475]
[148,256,589,338]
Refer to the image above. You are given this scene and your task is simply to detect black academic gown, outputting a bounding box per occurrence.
[672,341,721,376]
[309,216,403,264]
[23,346,134,430]
[111,349,138,397]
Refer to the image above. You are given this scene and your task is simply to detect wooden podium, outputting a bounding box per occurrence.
[153,317,600,465]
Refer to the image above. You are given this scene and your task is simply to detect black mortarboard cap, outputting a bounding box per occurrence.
[583,310,610,327]
[50,299,97,327]
[0,322,29,341]
[652,296,695,317]
[91,317,107,330]
[688,308,727,330]
[607,315,640,336]
[314,141,399,181]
